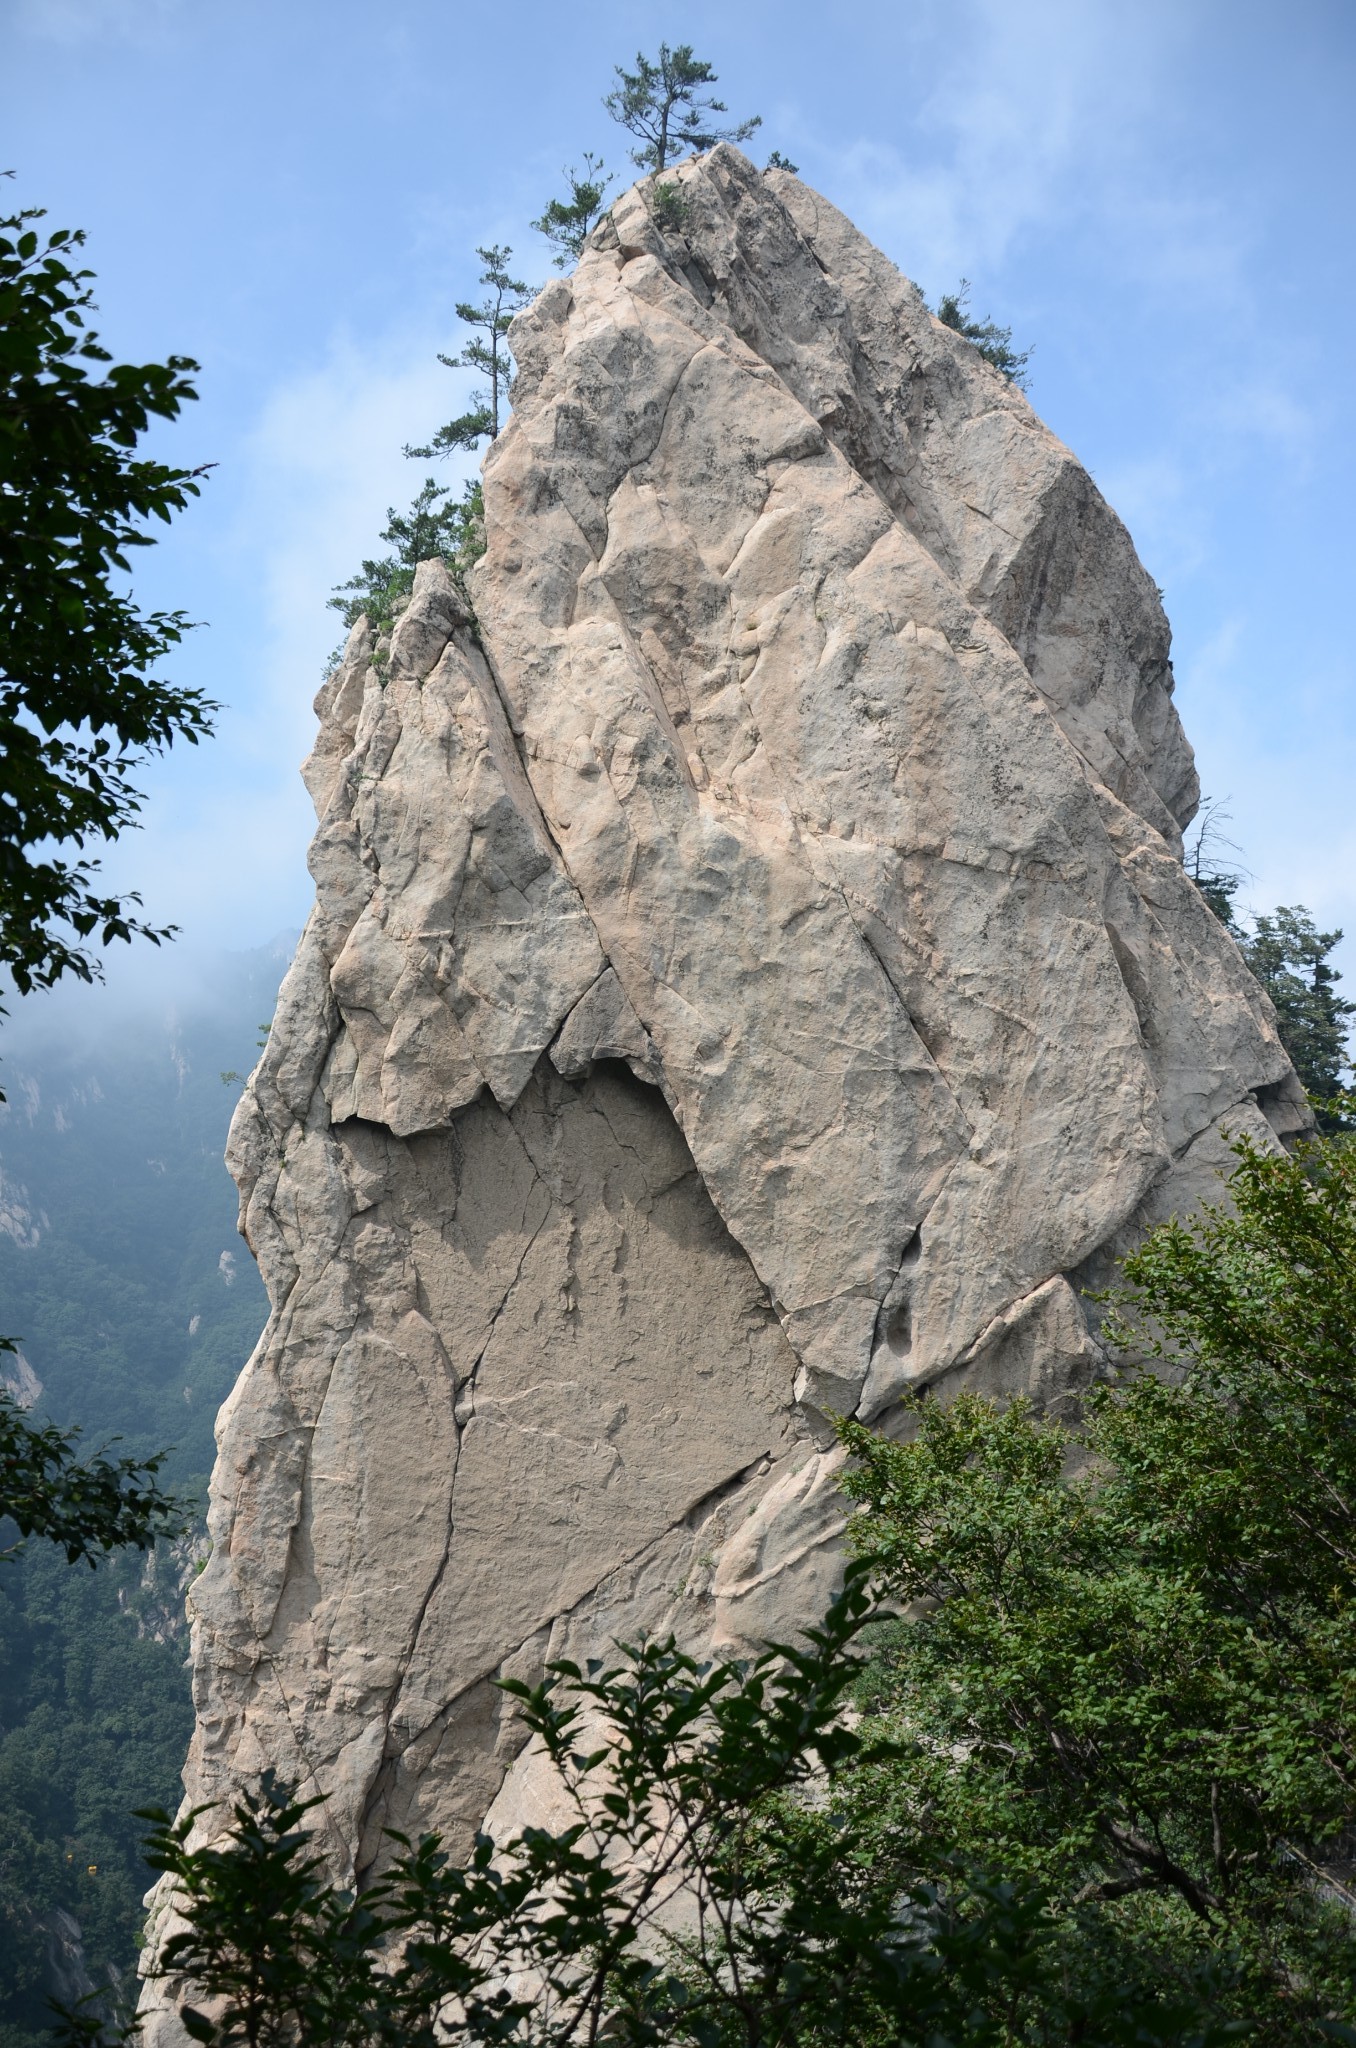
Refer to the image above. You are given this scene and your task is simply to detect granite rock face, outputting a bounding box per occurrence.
[146,147,1305,1962]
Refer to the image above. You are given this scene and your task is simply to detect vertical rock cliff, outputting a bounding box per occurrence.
[150,147,1307,1934]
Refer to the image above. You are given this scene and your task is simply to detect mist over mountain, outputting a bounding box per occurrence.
[0,941,288,1473]
[0,940,289,2041]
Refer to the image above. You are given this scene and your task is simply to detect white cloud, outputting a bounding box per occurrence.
[1201,376,1318,465]
[803,0,1172,288]
[70,313,484,951]
[783,0,1281,369]
[13,0,183,45]
[234,326,479,751]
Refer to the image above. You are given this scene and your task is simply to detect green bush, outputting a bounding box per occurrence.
[79,1568,1231,2048]
[840,1125,1356,2040]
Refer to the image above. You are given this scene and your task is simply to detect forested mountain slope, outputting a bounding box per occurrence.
[0,945,284,2046]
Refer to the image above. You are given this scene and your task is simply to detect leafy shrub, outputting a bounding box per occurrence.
[74,1565,1232,2048]
[840,1125,1356,2039]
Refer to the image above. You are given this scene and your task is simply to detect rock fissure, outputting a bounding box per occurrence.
[456,1192,554,1403]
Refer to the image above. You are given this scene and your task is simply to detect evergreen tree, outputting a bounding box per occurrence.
[935,280,1032,389]
[1184,805,1353,1126]
[604,45,760,173]
[404,246,530,460]
[1241,905,1355,1121]
[532,155,614,269]
[327,479,484,653]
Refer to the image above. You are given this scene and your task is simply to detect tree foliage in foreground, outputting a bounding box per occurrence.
[935,281,1032,389]
[0,196,214,1000]
[840,1126,1356,2041]
[332,242,515,652]
[0,1371,185,1567]
[604,44,760,173]
[61,1568,1233,2048]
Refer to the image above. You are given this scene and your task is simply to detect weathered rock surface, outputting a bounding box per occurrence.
[144,147,1306,1982]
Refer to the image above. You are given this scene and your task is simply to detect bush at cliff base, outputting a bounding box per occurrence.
[68,1567,1233,2048]
[57,1121,1356,2048]
[840,1116,1356,2043]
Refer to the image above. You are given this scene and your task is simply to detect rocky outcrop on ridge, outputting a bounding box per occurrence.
[145,146,1307,1949]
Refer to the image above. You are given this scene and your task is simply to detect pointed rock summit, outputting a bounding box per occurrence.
[146,148,1306,1949]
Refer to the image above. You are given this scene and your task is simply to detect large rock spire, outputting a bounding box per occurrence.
[143,148,1305,1965]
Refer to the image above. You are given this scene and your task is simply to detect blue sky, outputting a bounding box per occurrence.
[2,0,1354,1016]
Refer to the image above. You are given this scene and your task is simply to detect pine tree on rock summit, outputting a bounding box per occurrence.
[935,279,1032,389]
[604,44,760,172]
[327,476,484,661]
